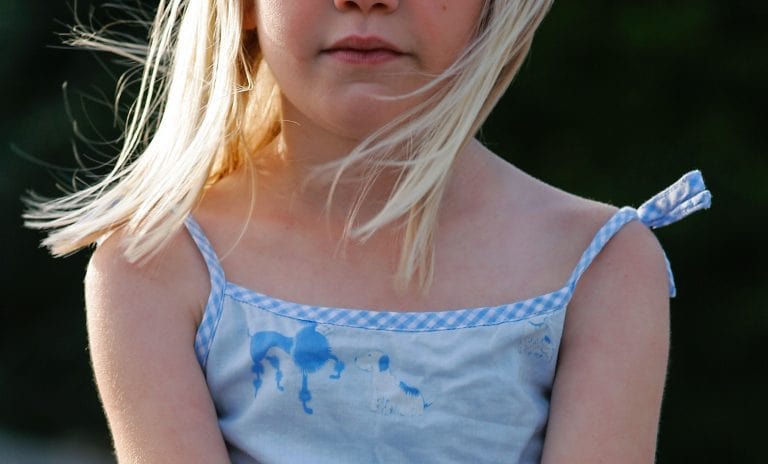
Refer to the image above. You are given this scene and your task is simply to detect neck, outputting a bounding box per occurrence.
[250,108,389,221]
[241,102,491,236]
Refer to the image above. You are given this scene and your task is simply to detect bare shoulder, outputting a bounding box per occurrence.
[86,223,209,326]
[473,151,670,460]
[565,213,670,334]
[460,149,630,298]
[85,225,228,462]
[471,146,669,292]
[541,212,670,462]
[579,218,669,300]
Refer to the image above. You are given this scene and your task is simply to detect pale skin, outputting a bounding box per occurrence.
[85,0,670,462]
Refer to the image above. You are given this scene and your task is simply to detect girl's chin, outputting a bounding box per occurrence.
[323,102,415,137]
[326,116,399,141]
[282,94,417,142]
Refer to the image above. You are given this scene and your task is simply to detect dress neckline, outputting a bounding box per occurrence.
[221,279,573,332]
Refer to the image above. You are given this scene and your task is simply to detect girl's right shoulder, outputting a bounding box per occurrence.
[85,222,210,327]
[84,225,230,461]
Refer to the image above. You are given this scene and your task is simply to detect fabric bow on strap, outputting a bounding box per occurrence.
[637,170,712,229]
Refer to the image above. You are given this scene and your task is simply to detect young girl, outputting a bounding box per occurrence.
[26,0,711,462]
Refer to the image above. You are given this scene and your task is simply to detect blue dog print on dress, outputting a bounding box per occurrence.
[249,323,344,414]
[355,350,430,416]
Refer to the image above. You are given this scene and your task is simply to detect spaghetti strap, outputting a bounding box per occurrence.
[565,170,711,298]
[183,216,227,369]
[184,216,226,283]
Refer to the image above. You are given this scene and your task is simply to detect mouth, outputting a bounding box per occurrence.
[322,35,405,65]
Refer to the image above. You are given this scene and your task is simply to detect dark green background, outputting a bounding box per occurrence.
[1,1,766,462]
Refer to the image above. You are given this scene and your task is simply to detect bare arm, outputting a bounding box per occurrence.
[541,221,671,463]
[85,229,230,463]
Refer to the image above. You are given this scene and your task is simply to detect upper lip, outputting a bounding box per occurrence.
[324,36,404,53]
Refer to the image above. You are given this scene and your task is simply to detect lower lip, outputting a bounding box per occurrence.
[324,49,404,65]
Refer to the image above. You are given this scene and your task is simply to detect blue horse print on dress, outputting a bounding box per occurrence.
[249,323,345,414]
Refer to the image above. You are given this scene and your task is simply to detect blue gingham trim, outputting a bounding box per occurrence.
[225,283,572,332]
[183,217,227,369]
[638,170,711,228]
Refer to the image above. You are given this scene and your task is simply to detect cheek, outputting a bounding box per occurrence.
[255,1,312,52]
[419,2,485,71]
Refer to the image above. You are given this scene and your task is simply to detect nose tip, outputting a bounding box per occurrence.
[333,0,400,14]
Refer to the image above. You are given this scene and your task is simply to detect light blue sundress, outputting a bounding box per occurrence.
[184,170,710,464]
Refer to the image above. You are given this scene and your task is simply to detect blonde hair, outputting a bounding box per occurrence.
[25,0,554,295]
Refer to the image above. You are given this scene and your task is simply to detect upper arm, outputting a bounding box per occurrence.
[85,229,230,463]
[541,221,671,464]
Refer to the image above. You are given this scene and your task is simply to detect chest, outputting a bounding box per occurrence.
[212,210,573,313]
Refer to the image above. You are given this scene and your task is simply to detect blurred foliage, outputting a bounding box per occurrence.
[1,0,766,461]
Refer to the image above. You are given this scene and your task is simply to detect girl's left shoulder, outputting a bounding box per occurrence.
[447,144,669,309]
[487,151,669,296]
[530,189,670,462]
[529,173,671,308]
[473,155,670,461]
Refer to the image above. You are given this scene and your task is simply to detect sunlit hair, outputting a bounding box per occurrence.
[25,0,554,295]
